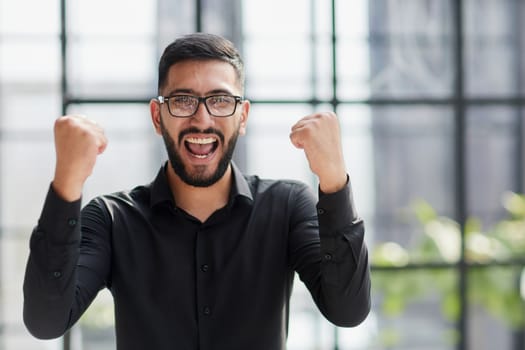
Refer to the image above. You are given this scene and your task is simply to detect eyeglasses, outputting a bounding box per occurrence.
[157,94,243,118]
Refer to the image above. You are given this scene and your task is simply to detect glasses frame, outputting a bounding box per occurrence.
[157,94,244,118]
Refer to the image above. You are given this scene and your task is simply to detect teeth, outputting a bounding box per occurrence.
[186,137,216,144]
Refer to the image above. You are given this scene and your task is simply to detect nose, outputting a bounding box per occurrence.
[190,100,214,127]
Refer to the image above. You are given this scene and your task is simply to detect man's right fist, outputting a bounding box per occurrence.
[52,115,108,201]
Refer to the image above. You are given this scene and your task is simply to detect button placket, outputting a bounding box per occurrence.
[195,228,213,331]
[203,306,211,316]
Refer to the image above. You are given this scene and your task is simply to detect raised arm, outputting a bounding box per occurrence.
[23,116,109,339]
[289,112,371,326]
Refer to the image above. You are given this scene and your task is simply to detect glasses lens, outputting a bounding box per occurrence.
[206,95,237,117]
[168,95,198,117]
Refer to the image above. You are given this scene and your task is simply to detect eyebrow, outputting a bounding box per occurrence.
[165,88,236,97]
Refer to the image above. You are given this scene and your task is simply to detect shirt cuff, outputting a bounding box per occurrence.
[37,184,82,245]
[316,175,360,234]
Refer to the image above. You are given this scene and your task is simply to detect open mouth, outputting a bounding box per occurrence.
[184,136,219,159]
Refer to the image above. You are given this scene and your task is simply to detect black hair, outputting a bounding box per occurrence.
[157,33,244,93]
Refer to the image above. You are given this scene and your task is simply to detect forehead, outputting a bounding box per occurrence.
[163,59,241,95]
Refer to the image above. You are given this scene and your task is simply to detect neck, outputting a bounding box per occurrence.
[166,163,232,222]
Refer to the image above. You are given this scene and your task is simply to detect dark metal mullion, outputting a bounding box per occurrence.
[330,0,340,349]
[453,1,467,350]
[59,1,72,350]
[234,97,525,105]
[330,0,338,111]
[195,0,203,32]
[372,259,525,271]
[60,0,68,116]
[64,96,525,106]
[515,0,524,195]
[309,0,318,107]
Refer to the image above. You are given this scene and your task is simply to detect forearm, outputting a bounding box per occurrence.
[316,220,371,327]
[316,180,370,326]
[293,179,371,327]
[23,185,81,339]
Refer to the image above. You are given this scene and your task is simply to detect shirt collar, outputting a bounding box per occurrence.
[149,162,253,208]
[230,162,254,203]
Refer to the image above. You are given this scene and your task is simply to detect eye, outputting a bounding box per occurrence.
[172,95,194,105]
[209,95,234,106]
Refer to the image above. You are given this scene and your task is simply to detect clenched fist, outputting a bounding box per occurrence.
[52,115,108,201]
[290,112,347,193]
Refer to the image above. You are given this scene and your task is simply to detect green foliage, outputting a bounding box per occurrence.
[372,192,525,331]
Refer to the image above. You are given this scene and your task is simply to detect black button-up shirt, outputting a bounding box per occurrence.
[23,163,370,350]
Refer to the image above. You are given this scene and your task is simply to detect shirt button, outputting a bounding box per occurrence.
[201,264,209,272]
[53,271,62,278]
[317,208,325,215]
[203,307,211,315]
[67,218,77,227]
[324,253,333,261]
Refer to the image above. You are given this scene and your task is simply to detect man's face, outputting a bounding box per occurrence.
[151,59,249,187]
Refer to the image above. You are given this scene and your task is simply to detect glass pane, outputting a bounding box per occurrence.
[244,39,312,100]
[243,0,311,36]
[66,104,162,201]
[2,233,62,350]
[465,107,523,265]
[341,0,454,99]
[371,269,458,349]
[314,37,334,100]
[1,139,56,228]
[245,104,314,186]
[1,140,61,349]
[338,105,376,229]
[360,106,456,263]
[466,106,521,226]
[0,0,59,34]
[68,0,155,36]
[464,0,522,97]
[201,0,242,40]
[79,289,115,350]
[289,278,374,350]
[288,281,338,350]
[336,0,372,99]
[66,0,157,98]
[467,267,523,350]
[156,0,195,48]
[0,90,61,131]
[0,38,60,83]
[242,0,313,100]
[68,40,157,97]
[336,38,373,100]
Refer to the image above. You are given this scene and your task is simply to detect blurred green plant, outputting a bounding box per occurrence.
[372,192,525,334]
[79,289,115,330]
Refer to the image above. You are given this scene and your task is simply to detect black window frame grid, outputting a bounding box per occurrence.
[56,0,525,349]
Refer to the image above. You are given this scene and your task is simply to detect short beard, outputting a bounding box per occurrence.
[160,117,239,187]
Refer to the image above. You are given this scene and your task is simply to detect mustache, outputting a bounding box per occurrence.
[178,127,225,144]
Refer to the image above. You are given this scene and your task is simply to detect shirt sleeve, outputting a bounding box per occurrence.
[289,177,371,327]
[23,185,111,339]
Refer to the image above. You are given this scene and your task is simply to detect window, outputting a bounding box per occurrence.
[1,0,523,349]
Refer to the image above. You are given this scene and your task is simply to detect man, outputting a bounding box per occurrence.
[23,33,370,350]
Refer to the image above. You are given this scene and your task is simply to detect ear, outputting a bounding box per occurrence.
[150,98,162,135]
[238,99,250,136]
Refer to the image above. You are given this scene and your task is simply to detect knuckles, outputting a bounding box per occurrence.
[55,115,82,134]
[55,115,101,136]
